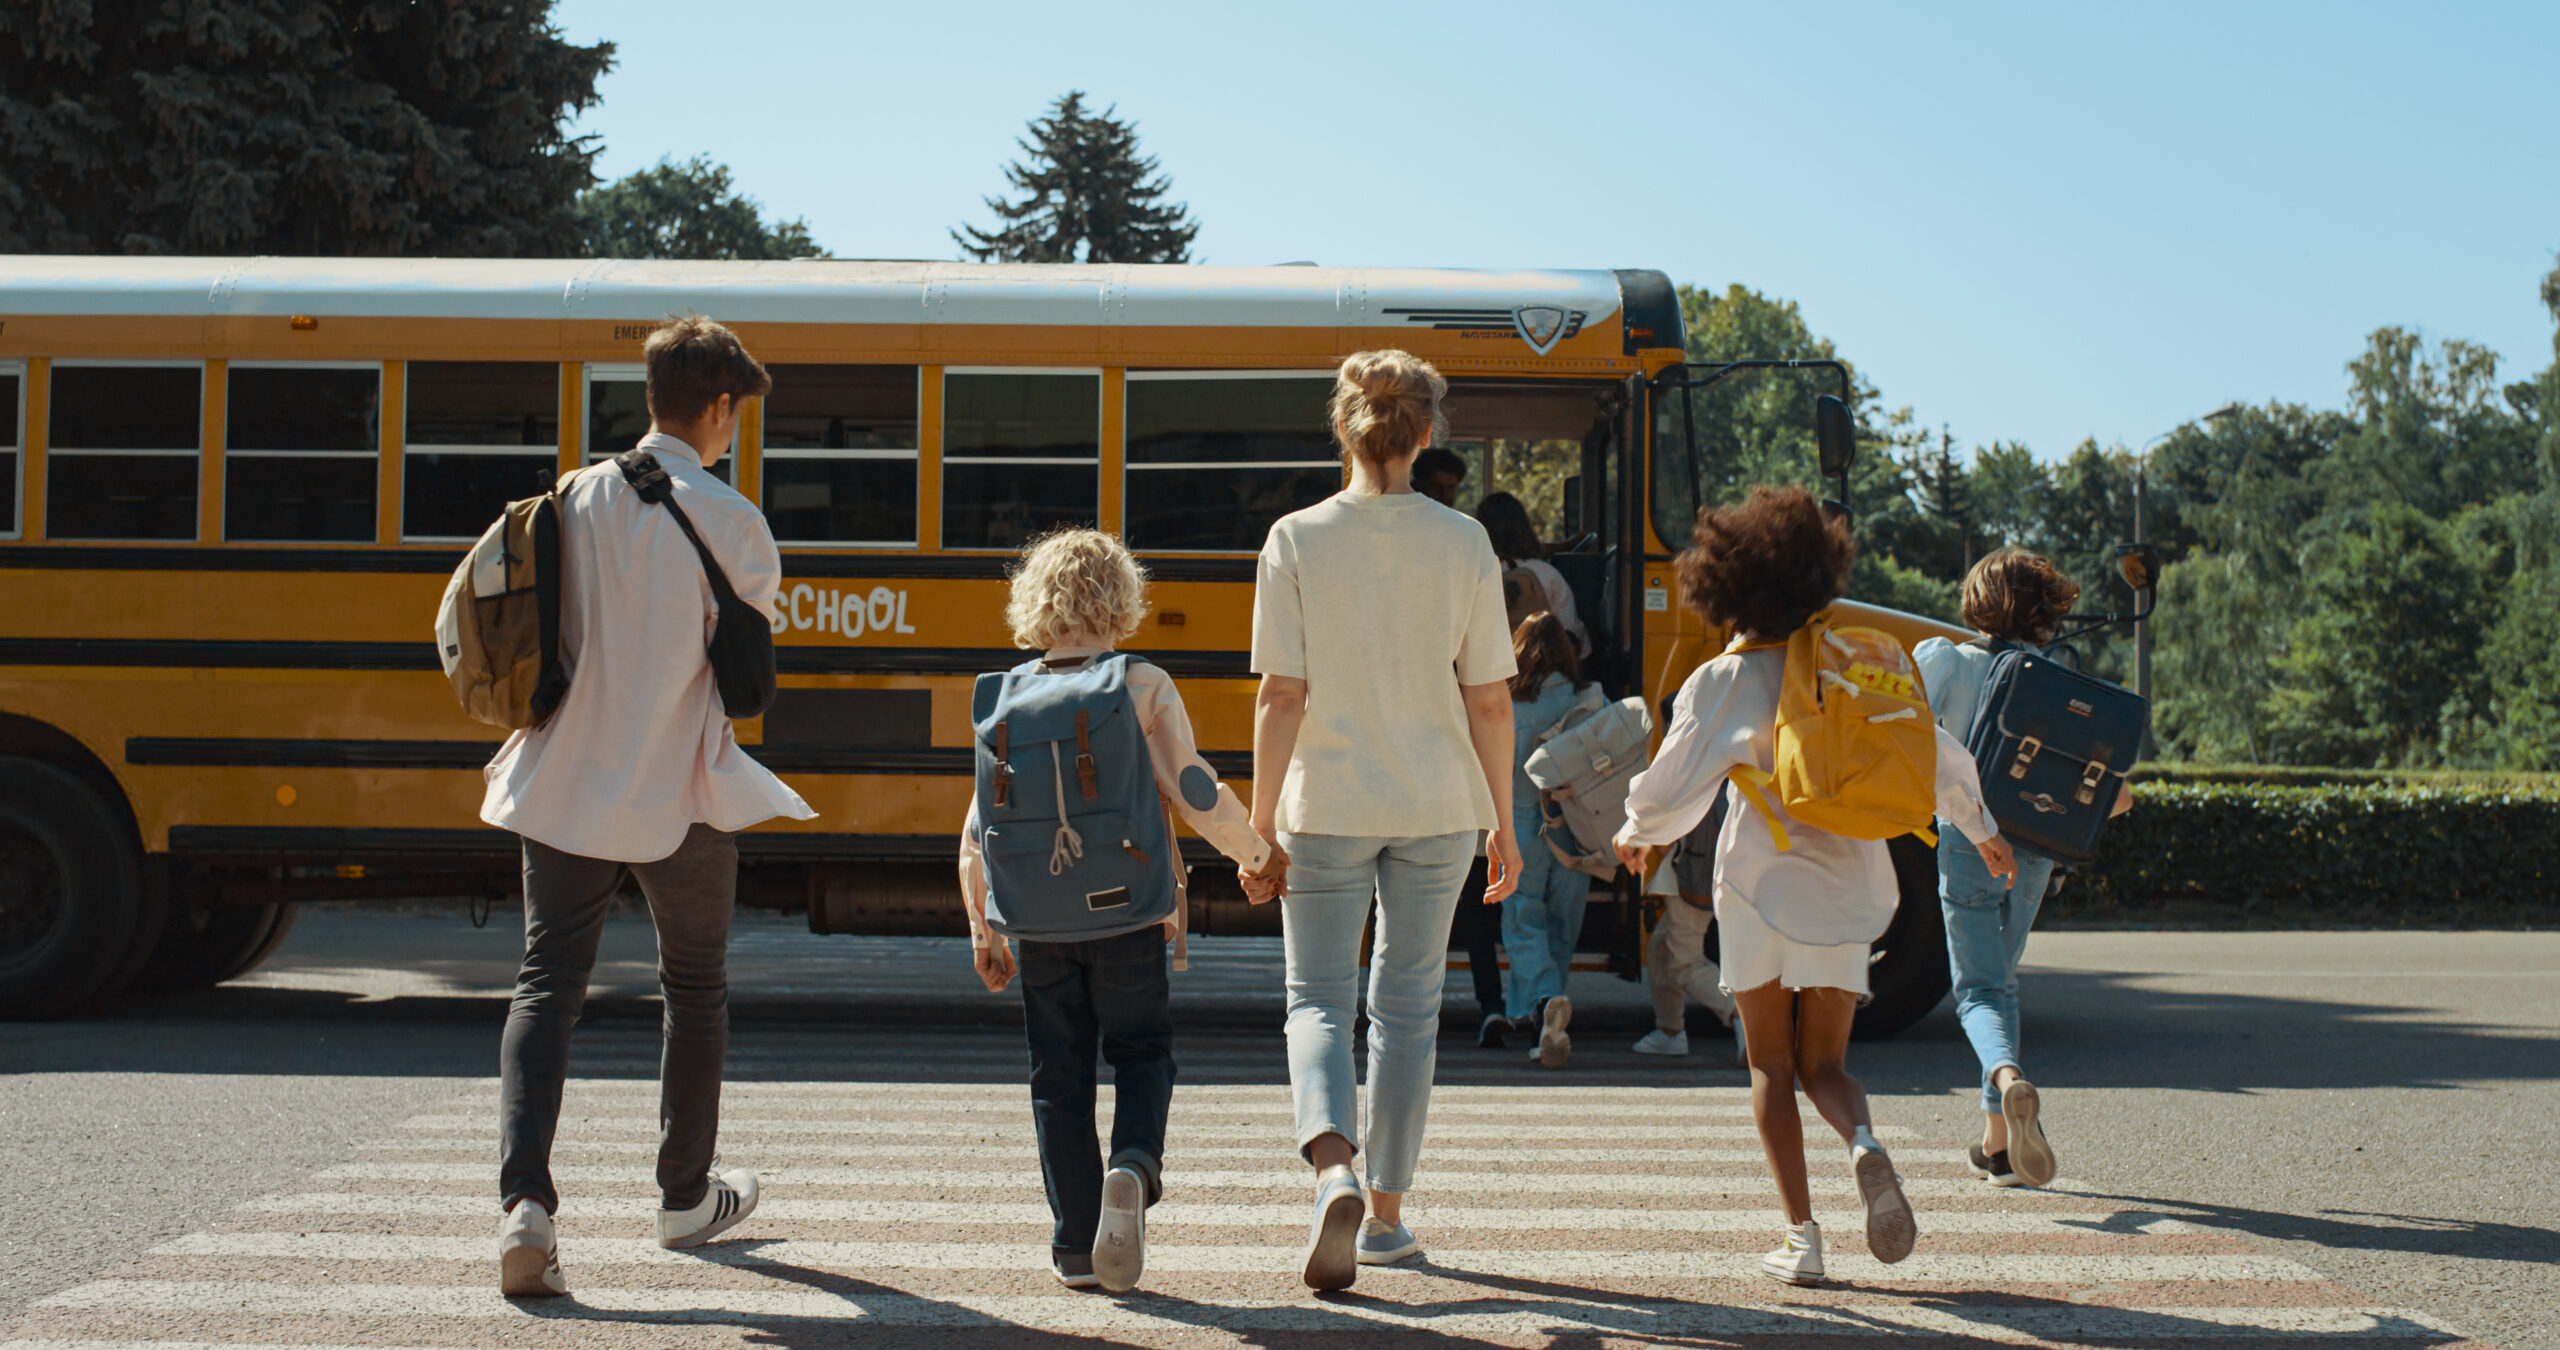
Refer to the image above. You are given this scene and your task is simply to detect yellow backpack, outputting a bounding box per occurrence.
[1729,610,1939,850]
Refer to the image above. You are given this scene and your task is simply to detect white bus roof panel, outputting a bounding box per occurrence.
[0,257,1627,329]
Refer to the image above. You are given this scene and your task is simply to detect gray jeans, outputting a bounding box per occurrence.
[499,823,737,1215]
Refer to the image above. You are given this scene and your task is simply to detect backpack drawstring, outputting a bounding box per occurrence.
[1047,742,1084,876]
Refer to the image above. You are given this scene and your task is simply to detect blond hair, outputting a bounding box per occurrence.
[1004,528,1149,650]
[1329,349,1447,469]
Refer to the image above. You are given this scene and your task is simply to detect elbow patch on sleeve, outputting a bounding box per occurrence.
[1178,764,1220,813]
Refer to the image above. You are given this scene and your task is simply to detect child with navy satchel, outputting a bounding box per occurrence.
[960,528,1284,1293]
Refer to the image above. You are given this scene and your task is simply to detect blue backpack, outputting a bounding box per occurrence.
[970,652,1177,942]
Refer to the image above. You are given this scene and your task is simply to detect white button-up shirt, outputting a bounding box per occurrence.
[481,431,814,861]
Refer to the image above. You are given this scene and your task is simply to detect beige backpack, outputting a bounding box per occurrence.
[433,481,571,730]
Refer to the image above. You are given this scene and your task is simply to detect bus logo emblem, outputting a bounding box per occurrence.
[1513,306,1570,355]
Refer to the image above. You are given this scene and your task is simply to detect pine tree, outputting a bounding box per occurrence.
[953,92,1199,264]
[578,157,828,260]
[0,1,612,256]
[1915,427,1976,569]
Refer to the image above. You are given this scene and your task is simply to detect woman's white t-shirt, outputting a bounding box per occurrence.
[1252,489,1519,837]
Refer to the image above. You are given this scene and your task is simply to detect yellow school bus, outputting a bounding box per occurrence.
[0,257,1962,1022]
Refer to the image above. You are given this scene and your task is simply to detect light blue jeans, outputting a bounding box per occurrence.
[1940,831,2058,1113]
[1279,830,1474,1195]
[1499,807,1584,1021]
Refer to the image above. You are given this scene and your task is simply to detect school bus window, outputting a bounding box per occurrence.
[0,365,19,537]
[47,362,201,541]
[941,370,1099,551]
[586,363,729,481]
[762,364,919,546]
[224,364,379,543]
[402,361,559,541]
[1124,372,1337,552]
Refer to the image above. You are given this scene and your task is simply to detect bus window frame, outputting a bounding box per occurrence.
[583,361,737,480]
[1122,368,1339,556]
[221,359,384,546]
[760,363,923,550]
[0,359,21,540]
[45,357,206,544]
[398,359,567,544]
[939,365,1104,554]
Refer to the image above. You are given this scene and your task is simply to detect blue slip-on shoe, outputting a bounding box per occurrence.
[1355,1216,1420,1265]
[1300,1170,1364,1292]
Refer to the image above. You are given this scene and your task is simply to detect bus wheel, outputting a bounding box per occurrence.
[0,757,146,1019]
[131,897,298,992]
[1853,833,1953,1041]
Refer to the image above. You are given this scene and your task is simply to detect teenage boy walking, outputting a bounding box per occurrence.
[483,315,814,1298]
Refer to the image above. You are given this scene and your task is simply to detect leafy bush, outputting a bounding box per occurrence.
[2072,780,2560,914]
[2133,762,2560,790]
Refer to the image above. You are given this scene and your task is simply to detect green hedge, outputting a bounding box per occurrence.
[2071,781,2560,914]
[2132,762,2560,791]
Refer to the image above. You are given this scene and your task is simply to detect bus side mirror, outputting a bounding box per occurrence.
[2114,542,2161,592]
[1814,394,1855,479]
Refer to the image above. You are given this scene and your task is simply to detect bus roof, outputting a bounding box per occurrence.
[0,256,1637,331]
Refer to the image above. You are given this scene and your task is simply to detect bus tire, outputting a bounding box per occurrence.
[1852,833,1952,1041]
[131,896,298,992]
[0,756,146,1019]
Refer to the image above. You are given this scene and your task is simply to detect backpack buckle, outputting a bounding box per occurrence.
[1073,709,1099,800]
[2008,736,2043,779]
[992,722,1013,807]
[2075,758,2107,805]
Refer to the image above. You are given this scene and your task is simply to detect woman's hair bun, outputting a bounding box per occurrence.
[1329,349,1448,471]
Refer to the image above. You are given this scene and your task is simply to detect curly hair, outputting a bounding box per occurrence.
[1004,528,1149,650]
[1329,349,1447,469]
[1961,547,2080,643]
[1674,485,1855,640]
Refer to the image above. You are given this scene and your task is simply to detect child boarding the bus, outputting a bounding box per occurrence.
[1912,547,2134,1191]
[1612,486,2016,1289]
[959,528,1284,1294]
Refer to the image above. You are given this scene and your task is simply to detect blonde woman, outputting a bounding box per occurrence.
[1247,350,1523,1291]
[959,529,1281,1293]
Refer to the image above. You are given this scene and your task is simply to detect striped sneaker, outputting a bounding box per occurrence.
[497,1199,567,1298]
[657,1167,760,1249]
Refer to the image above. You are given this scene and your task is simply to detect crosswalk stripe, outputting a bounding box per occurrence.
[23,1284,2463,1339]
[145,1232,2327,1282]
[315,1161,2082,1196]
[455,1082,1776,1102]
[393,1114,1913,1139]
[354,1138,1906,1165]
[230,1192,2206,1233]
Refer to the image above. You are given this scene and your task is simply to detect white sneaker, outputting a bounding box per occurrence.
[1632,1027,1690,1056]
[1534,995,1573,1068]
[1760,1220,1824,1286]
[497,1200,567,1298]
[657,1167,759,1249]
[1091,1164,1148,1292]
[1855,1145,1917,1264]
[1683,963,1738,1026]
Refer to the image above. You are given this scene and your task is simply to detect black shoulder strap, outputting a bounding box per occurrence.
[615,449,741,605]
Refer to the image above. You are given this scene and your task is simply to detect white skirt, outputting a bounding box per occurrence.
[1714,893,1872,1002]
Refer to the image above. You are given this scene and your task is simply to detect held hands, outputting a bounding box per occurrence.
[1241,823,1288,904]
[971,937,1017,994]
[1484,827,1524,904]
[1976,833,2020,884]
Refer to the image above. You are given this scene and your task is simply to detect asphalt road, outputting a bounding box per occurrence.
[1,909,2552,1348]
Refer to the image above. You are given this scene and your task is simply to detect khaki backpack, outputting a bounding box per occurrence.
[434,478,572,730]
[1729,611,1940,849]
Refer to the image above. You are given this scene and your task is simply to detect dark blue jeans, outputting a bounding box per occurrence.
[1019,925,1175,1259]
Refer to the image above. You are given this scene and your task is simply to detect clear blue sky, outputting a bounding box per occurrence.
[554,0,2560,462]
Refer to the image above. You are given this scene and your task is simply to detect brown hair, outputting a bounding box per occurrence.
[644,313,773,426]
[1509,610,1583,701]
[1328,349,1447,470]
[1674,484,1855,640]
[1961,547,2081,643]
[1475,491,1546,565]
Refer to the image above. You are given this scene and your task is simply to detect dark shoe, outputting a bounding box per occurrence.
[1477,1013,1509,1048]
[1053,1251,1100,1289]
[1967,1143,2024,1188]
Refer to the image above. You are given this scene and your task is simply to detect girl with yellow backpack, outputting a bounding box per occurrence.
[1613,486,2017,1288]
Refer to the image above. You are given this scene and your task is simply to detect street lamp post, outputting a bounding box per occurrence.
[2132,403,2239,707]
